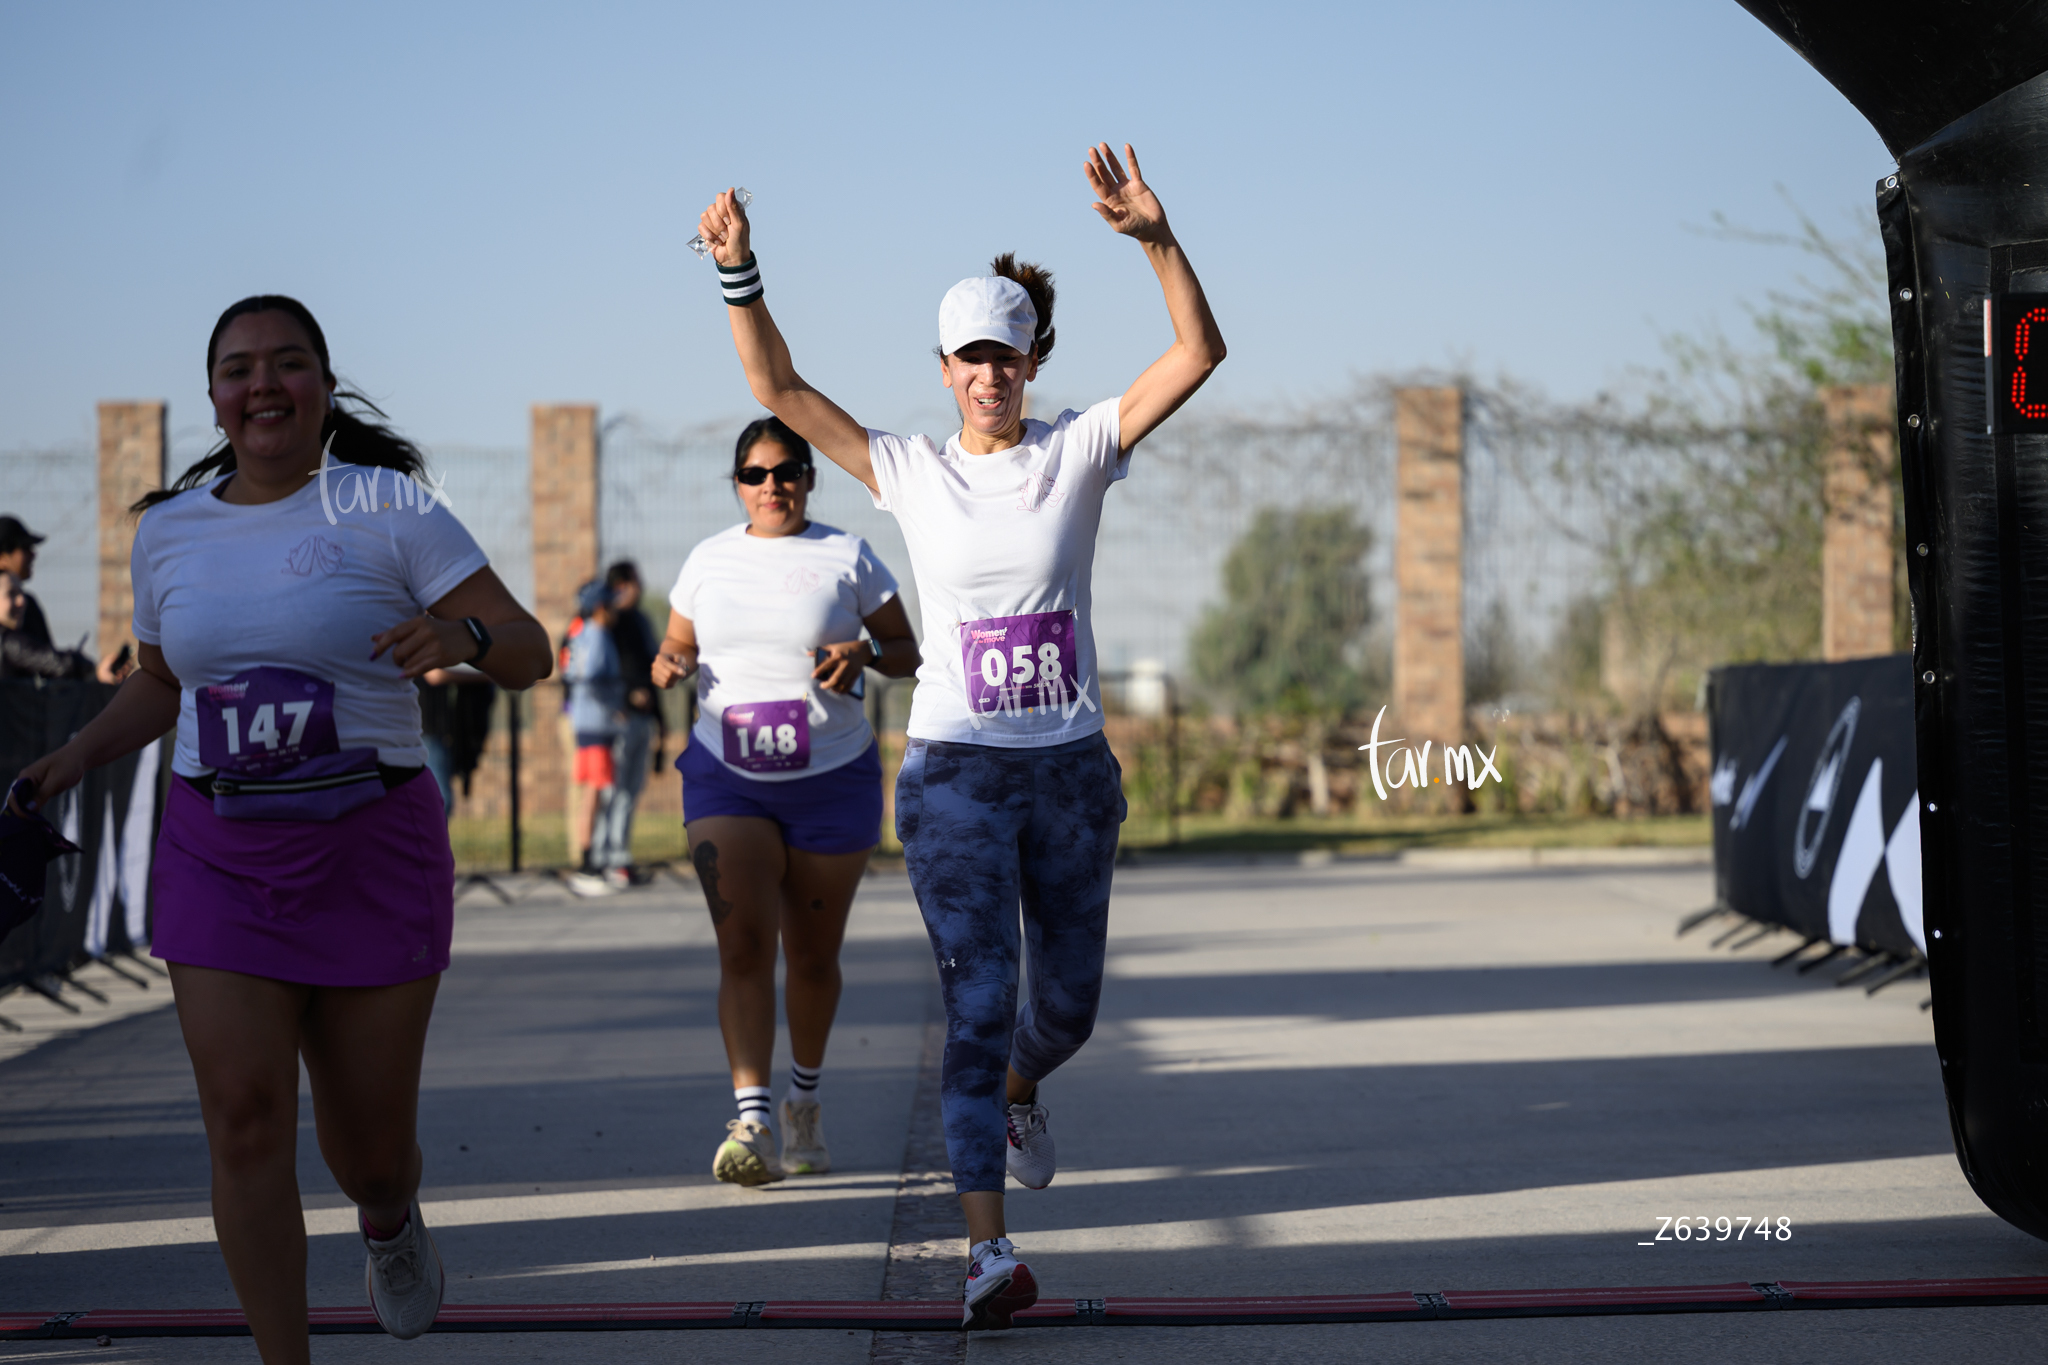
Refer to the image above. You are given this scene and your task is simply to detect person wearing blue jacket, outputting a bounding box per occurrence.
[565,581,625,889]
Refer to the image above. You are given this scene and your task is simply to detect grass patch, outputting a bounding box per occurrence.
[449,813,689,874]
[448,808,1709,871]
[1118,810,1710,857]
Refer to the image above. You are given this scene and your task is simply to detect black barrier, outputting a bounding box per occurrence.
[1736,2,2048,1241]
[1707,657,1920,960]
[0,681,163,995]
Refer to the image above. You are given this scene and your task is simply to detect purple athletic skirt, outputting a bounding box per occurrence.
[150,770,454,987]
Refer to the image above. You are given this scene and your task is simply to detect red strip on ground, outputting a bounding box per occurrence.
[1440,1283,1769,1314]
[1103,1294,1429,1324]
[1779,1277,2048,1305]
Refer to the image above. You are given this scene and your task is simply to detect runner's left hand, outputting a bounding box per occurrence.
[813,640,874,694]
[1085,143,1169,243]
[372,616,478,678]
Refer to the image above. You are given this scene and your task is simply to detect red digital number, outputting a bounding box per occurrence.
[2014,306,2048,419]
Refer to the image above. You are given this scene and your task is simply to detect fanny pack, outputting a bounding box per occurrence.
[207,747,387,822]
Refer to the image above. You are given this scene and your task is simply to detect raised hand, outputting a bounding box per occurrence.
[695,189,754,268]
[1085,143,1170,243]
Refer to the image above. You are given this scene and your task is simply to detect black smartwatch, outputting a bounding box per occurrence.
[460,617,493,665]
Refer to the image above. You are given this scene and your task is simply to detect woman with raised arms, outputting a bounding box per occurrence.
[8,296,552,1363]
[695,143,1224,1329]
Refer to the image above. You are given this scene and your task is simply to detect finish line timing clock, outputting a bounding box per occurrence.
[1988,293,2048,433]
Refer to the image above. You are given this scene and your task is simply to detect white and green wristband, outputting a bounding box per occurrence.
[718,257,763,307]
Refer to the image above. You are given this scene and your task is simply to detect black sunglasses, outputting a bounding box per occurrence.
[735,461,812,486]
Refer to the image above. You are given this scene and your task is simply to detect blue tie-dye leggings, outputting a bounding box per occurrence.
[895,732,1126,1194]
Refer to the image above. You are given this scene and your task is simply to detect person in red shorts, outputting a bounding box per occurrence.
[565,580,626,891]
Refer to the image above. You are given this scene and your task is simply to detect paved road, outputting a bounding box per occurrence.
[2,855,2043,1361]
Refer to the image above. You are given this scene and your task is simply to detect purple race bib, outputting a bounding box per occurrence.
[959,611,1082,718]
[721,700,811,773]
[196,667,339,778]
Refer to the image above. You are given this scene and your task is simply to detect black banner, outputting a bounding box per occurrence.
[0,681,163,987]
[1707,655,1921,959]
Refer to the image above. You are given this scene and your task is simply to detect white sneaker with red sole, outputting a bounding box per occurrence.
[962,1236,1038,1330]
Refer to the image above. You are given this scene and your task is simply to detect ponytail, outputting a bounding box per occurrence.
[990,252,1056,365]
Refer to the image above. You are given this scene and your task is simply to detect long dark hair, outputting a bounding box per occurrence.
[133,295,427,513]
[732,414,812,477]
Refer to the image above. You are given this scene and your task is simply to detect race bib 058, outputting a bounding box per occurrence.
[959,611,1083,718]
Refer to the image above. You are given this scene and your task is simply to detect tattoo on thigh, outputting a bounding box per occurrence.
[810,898,824,912]
[694,842,735,925]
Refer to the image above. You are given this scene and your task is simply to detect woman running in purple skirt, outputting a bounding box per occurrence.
[8,295,552,1364]
[651,415,920,1187]
[695,143,1225,1329]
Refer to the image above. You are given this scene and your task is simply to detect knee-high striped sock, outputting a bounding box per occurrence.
[735,1086,773,1130]
[787,1061,821,1106]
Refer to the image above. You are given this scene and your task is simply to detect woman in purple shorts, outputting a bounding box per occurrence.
[8,295,551,1363]
[697,143,1224,1327]
[651,415,920,1186]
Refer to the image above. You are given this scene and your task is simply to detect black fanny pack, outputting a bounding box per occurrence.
[186,751,423,821]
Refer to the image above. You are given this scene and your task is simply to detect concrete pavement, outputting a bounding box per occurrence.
[1,855,2044,1361]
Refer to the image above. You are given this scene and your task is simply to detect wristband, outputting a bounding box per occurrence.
[718,255,763,307]
[461,617,493,665]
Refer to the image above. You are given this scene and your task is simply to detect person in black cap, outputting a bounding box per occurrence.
[0,516,54,650]
[0,569,126,682]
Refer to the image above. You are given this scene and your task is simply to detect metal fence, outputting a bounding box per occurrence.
[3,393,1629,704]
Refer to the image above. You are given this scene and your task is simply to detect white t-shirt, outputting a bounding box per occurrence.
[132,468,490,777]
[867,398,1125,747]
[670,521,898,781]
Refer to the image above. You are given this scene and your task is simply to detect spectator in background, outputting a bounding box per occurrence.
[565,580,625,895]
[0,517,53,649]
[591,561,663,887]
[0,570,127,682]
[415,670,496,820]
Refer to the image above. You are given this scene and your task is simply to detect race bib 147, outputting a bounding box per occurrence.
[196,666,339,777]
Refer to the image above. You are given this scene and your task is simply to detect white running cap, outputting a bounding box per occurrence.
[938,276,1037,358]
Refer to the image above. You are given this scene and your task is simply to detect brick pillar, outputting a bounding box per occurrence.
[1821,384,1895,661]
[526,405,599,850]
[1394,387,1464,750]
[97,402,167,661]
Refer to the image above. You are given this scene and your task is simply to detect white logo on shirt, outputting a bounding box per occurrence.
[1015,473,1066,513]
[785,567,822,595]
[283,536,345,577]
[312,435,455,527]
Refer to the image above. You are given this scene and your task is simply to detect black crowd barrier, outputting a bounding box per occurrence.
[0,681,162,995]
[1737,0,2048,1242]
[1707,657,1921,961]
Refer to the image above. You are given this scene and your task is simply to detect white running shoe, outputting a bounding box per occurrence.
[1005,1098,1056,1189]
[713,1118,786,1186]
[962,1236,1038,1330]
[362,1198,444,1340]
[778,1097,831,1174]
[566,871,616,898]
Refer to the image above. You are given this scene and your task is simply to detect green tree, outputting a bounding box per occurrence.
[1190,506,1373,717]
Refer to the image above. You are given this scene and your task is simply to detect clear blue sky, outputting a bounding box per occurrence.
[1,0,1890,455]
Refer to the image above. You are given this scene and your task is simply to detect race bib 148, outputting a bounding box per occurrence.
[721,699,811,774]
